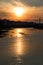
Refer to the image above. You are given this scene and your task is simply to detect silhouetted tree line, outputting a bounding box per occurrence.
[0,19,43,29]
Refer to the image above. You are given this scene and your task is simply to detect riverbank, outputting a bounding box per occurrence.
[0,19,43,30]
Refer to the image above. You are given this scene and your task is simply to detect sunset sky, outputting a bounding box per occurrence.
[0,0,43,21]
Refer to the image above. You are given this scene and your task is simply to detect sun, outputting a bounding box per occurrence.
[14,7,24,17]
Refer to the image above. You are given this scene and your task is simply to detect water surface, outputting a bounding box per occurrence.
[0,28,43,65]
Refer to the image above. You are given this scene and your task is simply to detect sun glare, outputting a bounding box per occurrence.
[17,29,22,37]
[14,7,24,17]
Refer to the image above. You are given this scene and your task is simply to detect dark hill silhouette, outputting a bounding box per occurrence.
[0,19,43,30]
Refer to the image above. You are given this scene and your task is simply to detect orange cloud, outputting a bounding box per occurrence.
[0,1,43,21]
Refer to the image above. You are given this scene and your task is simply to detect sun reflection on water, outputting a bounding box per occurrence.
[15,39,22,55]
[16,29,22,37]
[11,28,30,56]
[10,28,30,65]
[11,38,25,65]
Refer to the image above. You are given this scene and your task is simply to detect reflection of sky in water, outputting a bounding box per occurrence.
[0,28,43,65]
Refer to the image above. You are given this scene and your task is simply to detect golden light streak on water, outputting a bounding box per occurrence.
[15,40,22,55]
[9,28,30,56]
[17,29,22,37]
[7,28,33,65]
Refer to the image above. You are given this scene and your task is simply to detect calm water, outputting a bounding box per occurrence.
[0,28,43,65]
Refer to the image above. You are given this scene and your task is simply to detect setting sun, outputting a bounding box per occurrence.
[14,7,24,17]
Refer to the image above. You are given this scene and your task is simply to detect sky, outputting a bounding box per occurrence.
[0,0,43,21]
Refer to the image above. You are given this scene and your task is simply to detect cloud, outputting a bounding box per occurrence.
[0,0,11,2]
[11,1,25,7]
[2,0,42,6]
[21,0,43,6]
[0,1,28,14]
[0,0,43,6]
[0,1,15,12]
[0,0,43,21]
[0,11,16,20]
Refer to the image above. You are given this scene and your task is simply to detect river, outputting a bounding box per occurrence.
[0,28,43,65]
